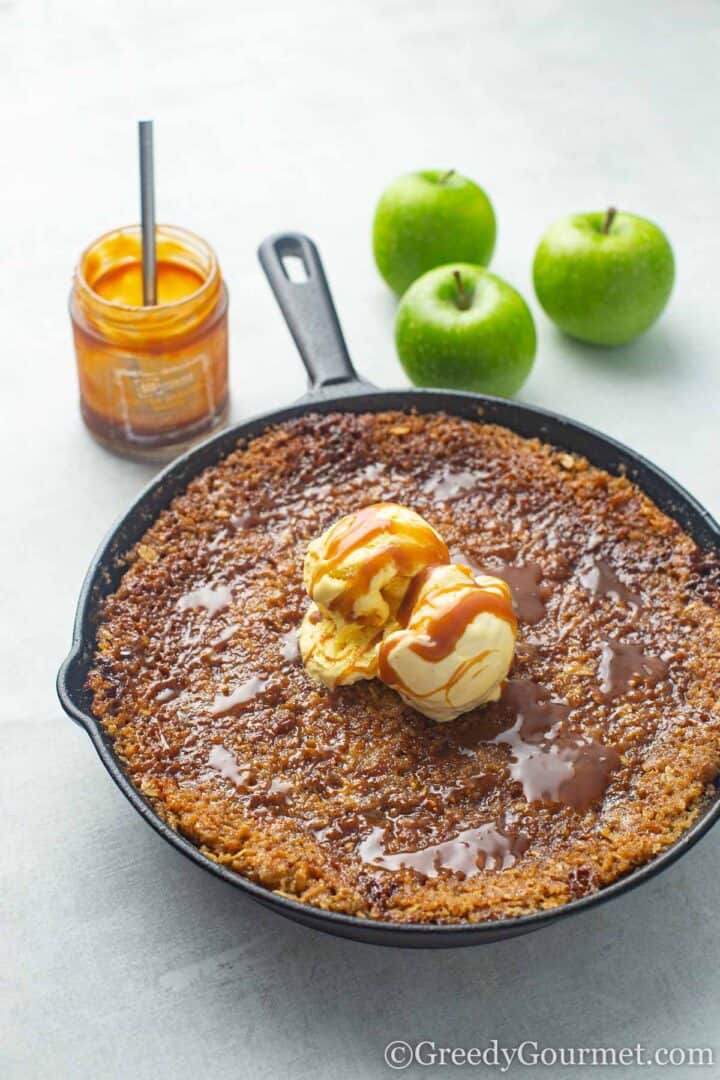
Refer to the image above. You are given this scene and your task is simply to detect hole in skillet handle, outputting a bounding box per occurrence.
[258,232,371,394]
[280,253,309,284]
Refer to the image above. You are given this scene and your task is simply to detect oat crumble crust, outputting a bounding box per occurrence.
[88,411,720,923]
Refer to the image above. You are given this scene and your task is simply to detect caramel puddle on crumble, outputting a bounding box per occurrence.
[358,818,530,877]
[598,640,668,700]
[87,411,720,923]
[452,549,549,625]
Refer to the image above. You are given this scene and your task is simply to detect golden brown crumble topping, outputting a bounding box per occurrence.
[88,412,720,923]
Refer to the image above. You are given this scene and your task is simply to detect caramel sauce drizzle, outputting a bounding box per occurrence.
[598,639,667,700]
[312,503,450,619]
[307,506,516,700]
[494,680,621,810]
[450,550,548,625]
[330,545,404,620]
[378,566,516,692]
[579,557,642,610]
[358,819,529,878]
[407,580,516,663]
[396,562,436,626]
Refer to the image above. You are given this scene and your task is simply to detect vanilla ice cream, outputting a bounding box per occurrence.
[299,601,382,688]
[378,563,517,722]
[303,502,449,627]
[298,503,517,720]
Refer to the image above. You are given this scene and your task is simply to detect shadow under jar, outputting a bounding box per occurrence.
[70,224,229,460]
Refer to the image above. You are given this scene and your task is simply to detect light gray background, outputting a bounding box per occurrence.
[3,1,718,1077]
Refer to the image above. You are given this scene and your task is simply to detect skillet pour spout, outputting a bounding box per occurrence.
[57,232,720,948]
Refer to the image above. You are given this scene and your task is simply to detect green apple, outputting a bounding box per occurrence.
[533,208,674,345]
[373,170,496,295]
[395,263,536,397]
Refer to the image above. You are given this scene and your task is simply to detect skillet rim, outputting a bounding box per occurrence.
[57,385,720,947]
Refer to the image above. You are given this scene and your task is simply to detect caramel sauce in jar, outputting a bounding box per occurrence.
[70,224,229,459]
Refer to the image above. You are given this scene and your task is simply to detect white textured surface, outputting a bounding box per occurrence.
[3,1,719,1077]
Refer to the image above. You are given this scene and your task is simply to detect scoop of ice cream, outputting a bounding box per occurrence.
[298,602,381,688]
[378,563,517,722]
[303,502,449,628]
[298,505,517,720]
[297,600,382,691]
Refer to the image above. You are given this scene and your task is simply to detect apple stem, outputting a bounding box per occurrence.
[438,169,456,184]
[453,269,470,311]
[602,206,617,234]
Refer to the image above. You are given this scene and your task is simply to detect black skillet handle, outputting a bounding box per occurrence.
[258,233,366,392]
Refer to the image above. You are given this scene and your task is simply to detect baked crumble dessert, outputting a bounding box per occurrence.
[88,411,720,923]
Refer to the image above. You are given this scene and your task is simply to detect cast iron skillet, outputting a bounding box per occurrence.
[58,233,720,948]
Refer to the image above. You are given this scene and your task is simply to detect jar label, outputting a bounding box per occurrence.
[113,353,217,432]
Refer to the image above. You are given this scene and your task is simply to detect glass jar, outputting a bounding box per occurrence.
[70,224,229,460]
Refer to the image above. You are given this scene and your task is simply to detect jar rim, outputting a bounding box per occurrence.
[74,222,220,315]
